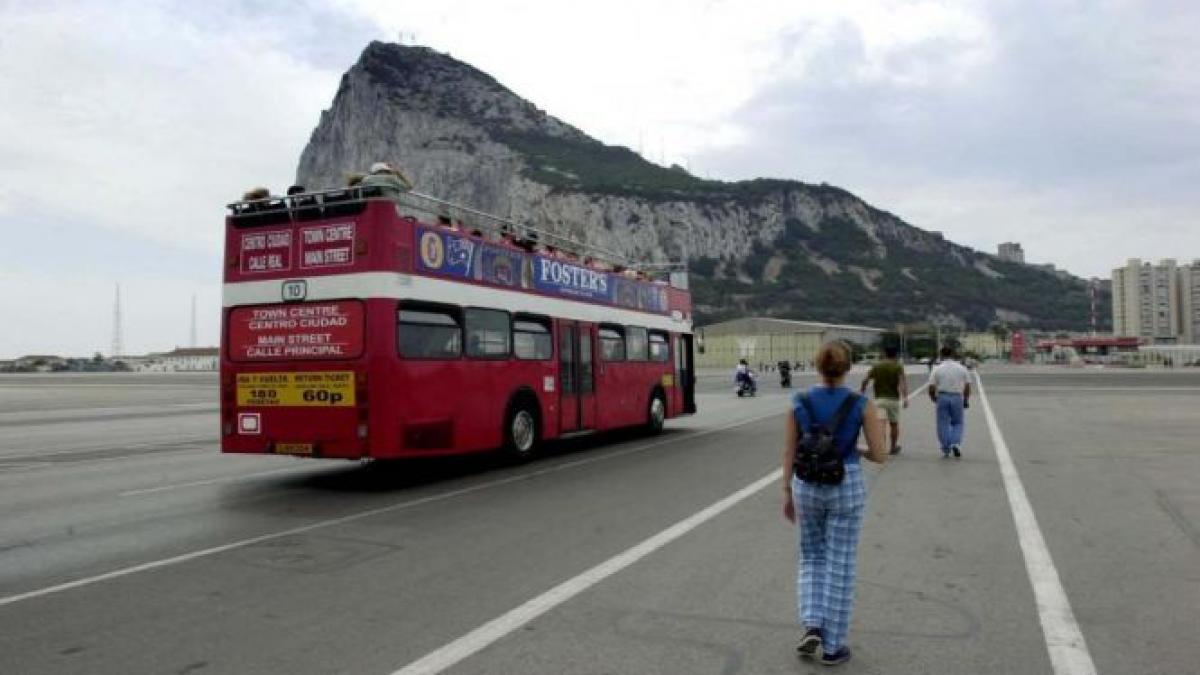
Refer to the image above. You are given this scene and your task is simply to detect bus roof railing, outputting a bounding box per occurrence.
[227,186,688,281]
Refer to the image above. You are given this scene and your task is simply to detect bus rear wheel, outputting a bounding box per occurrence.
[647,392,666,435]
[504,402,539,460]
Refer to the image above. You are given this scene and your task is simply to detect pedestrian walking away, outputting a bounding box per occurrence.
[927,346,971,458]
[782,341,888,666]
[860,345,908,455]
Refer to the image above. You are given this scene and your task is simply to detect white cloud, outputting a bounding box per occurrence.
[0,1,341,252]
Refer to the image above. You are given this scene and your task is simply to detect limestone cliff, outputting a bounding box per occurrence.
[297,42,1102,331]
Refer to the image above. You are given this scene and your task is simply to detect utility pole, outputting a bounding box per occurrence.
[111,283,124,358]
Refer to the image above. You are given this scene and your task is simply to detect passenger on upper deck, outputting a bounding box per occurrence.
[240,187,272,213]
[360,162,414,195]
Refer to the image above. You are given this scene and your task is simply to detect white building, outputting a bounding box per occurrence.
[157,347,219,371]
[997,242,1025,264]
[1112,258,1183,343]
[1181,261,1200,344]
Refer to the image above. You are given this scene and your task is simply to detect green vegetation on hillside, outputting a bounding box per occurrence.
[690,214,1105,330]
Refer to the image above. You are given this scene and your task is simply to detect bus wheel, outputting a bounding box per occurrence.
[647,392,666,435]
[504,402,539,460]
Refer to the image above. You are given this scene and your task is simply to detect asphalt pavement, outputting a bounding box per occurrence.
[0,367,1196,674]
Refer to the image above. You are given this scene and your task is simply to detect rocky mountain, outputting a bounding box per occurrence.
[297,41,1105,331]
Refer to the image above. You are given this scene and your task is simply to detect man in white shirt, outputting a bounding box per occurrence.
[928,347,971,458]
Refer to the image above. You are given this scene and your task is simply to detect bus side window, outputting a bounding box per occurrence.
[513,315,552,360]
[599,325,625,362]
[649,331,670,362]
[626,326,648,361]
[465,308,511,358]
[398,304,462,358]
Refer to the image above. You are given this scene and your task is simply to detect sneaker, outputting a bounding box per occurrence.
[942,449,950,458]
[796,627,822,658]
[889,445,902,455]
[820,647,851,666]
[952,444,961,458]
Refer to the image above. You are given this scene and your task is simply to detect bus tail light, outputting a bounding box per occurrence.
[221,371,235,399]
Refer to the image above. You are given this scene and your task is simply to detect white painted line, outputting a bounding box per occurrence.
[0,437,213,462]
[975,373,1098,675]
[984,386,1200,392]
[0,407,783,609]
[391,471,779,675]
[0,402,215,422]
[119,465,316,497]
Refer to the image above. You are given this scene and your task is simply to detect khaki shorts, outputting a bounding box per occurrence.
[875,398,901,423]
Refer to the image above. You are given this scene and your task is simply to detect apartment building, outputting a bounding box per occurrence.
[1112,258,1186,343]
[1181,261,1200,344]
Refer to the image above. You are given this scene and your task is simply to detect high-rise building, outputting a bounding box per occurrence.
[997,242,1025,264]
[1111,258,1181,343]
[1181,261,1200,344]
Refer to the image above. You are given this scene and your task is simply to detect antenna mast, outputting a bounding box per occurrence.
[190,293,197,347]
[111,283,124,358]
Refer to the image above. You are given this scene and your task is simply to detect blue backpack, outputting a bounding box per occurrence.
[793,392,860,485]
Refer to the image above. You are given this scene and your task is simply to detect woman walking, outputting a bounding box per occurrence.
[783,341,888,665]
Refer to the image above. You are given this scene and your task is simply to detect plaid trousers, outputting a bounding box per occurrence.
[792,462,867,653]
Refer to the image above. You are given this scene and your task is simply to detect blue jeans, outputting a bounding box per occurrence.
[936,393,964,451]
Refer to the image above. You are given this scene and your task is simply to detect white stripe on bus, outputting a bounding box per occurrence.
[223,272,691,334]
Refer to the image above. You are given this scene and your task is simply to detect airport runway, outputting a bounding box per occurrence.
[0,367,1196,674]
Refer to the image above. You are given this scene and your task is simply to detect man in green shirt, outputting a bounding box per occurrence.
[860,346,908,454]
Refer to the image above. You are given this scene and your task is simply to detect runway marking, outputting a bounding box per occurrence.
[0,402,216,424]
[390,471,780,675]
[119,465,318,496]
[982,386,1200,392]
[0,406,785,609]
[975,373,1098,675]
[0,437,213,464]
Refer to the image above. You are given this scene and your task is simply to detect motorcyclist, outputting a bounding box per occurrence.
[734,359,757,395]
[777,360,792,387]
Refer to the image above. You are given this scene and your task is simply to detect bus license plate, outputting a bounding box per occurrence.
[275,442,314,456]
[236,372,356,407]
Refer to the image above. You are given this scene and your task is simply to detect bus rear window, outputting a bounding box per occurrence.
[227,300,364,361]
[399,305,462,359]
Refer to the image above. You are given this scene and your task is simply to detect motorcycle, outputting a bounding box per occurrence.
[735,371,757,397]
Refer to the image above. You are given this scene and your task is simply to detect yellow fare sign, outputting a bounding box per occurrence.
[236,371,356,407]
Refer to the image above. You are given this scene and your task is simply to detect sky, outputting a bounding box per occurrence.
[2,0,1198,357]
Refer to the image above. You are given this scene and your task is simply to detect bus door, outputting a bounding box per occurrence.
[558,321,597,433]
[677,333,696,414]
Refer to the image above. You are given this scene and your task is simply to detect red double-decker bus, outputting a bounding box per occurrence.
[220,187,696,460]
